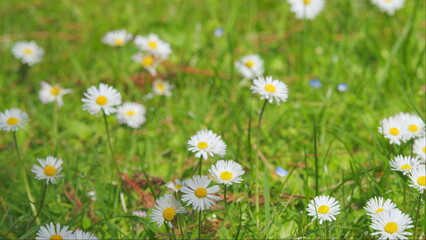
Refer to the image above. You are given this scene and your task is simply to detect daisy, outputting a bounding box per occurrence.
[0,108,29,132]
[364,197,397,217]
[11,41,44,65]
[102,29,133,47]
[152,79,173,96]
[166,179,185,192]
[370,209,413,240]
[35,222,73,240]
[371,0,405,15]
[116,102,146,129]
[306,195,340,224]
[131,52,160,76]
[82,83,122,115]
[378,116,406,145]
[413,137,425,163]
[150,194,185,228]
[250,76,289,105]
[31,156,63,184]
[389,155,421,175]
[132,210,148,217]
[134,33,172,59]
[74,230,98,240]
[396,113,425,141]
[187,129,227,160]
[408,166,426,193]
[287,0,325,20]
[234,54,264,80]
[209,160,245,185]
[181,175,221,211]
[38,81,72,107]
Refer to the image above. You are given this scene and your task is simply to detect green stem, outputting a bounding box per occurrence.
[175,191,185,240]
[224,185,228,215]
[198,158,202,176]
[198,210,202,240]
[255,100,268,220]
[12,132,20,162]
[413,192,422,239]
[141,163,157,201]
[312,118,319,196]
[26,182,48,228]
[102,109,121,177]
[53,103,59,155]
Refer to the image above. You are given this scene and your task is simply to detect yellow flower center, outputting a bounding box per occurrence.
[220,171,233,181]
[384,222,398,234]
[175,184,182,190]
[384,0,393,2]
[418,176,426,186]
[408,125,418,132]
[303,0,311,4]
[96,96,108,106]
[197,142,208,149]
[126,110,135,116]
[24,48,33,55]
[44,165,57,176]
[50,86,61,96]
[389,127,399,136]
[148,41,158,49]
[375,208,385,214]
[50,234,63,240]
[264,84,276,93]
[141,56,154,67]
[156,83,165,92]
[6,117,19,125]
[245,61,254,68]
[400,164,412,171]
[163,208,176,221]
[195,187,207,198]
[423,147,426,153]
[114,38,124,46]
[317,205,330,214]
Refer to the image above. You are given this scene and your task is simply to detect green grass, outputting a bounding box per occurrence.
[0,0,425,239]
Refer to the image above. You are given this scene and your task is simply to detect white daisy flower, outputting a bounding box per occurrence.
[389,155,421,175]
[150,194,185,228]
[371,0,405,15]
[132,210,148,217]
[234,54,264,80]
[408,166,426,193]
[187,129,227,160]
[364,197,397,217]
[306,195,340,224]
[287,0,325,20]
[166,179,185,192]
[31,156,63,184]
[152,79,173,96]
[378,116,406,145]
[116,102,146,129]
[395,113,425,141]
[250,76,289,105]
[82,83,122,115]
[0,108,29,132]
[208,160,245,185]
[134,33,172,60]
[11,41,44,66]
[131,52,160,76]
[38,81,72,107]
[413,137,426,163]
[101,29,133,47]
[370,209,413,240]
[181,175,221,211]
[35,222,73,240]
[74,230,98,240]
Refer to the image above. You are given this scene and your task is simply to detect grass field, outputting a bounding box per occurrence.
[1,0,425,239]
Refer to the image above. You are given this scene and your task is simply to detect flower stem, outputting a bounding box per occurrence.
[255,100,268,220]
[53,103,59,155]
[198,210,202,240]
[224,185,228,215]
[26,182,48,228]
[102,109,121,177]
[414,192,422,239]
[198,158,202,176]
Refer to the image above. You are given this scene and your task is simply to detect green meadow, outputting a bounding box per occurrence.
[0,0,425,239]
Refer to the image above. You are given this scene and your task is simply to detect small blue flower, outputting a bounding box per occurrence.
[309,79,322,89]
[275,167,288,177]
[214,27,224,38]
[337,83,348,92]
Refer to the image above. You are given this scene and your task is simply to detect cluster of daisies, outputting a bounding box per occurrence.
[102,29,171,77]
[364,197,413,239]
[149,130,245,228]
[389,155,426,194]
[35,222,97,240]
[286,0,405,20]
